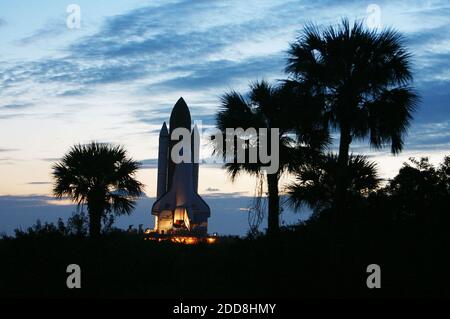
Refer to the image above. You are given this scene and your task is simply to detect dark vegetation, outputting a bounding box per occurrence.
[0,228,447,298]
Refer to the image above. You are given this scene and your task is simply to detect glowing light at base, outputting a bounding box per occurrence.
[144,234,218,244]
[143,229,218,244]
[171,236,198,244]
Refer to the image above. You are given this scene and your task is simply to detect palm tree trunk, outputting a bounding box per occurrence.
[267,173,280,236]
[87,200,103,237]
[335,125,352,219]
[333,125,352,294]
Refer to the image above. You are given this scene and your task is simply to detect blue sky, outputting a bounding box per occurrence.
[0,0,449,235]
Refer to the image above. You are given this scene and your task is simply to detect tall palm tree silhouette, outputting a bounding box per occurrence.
[52,142,143,237]
[214,80,328,235]
[286,19,419,214]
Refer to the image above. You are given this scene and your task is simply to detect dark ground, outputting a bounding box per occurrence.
[1,221,449,298]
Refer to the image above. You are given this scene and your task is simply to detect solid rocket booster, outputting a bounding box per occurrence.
[156,122,169,200]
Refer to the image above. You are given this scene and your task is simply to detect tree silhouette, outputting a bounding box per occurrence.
[52,142,143,237]
[286,19,419,216]
[287,154,380,216]
[214,80,328,235]
[381,156,450,225]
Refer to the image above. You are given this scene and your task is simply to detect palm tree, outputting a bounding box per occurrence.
[214,80,328,235]
[52,142,143,237]
[286,19,419,214]
[287,154,380,216]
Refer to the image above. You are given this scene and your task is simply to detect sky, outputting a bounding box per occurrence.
[0,0,449,235]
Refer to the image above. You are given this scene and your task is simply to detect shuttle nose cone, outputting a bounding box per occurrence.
[170,97,191,132]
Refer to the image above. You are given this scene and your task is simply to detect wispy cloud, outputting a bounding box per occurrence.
[0,102,33,110]
[1,0,298,96]
[26,182,52,185]
[3,0,450,101]
[0,157,15,165]
[0,148,18,152]
[40,157,61,162]
[17,18,67,46]
[140,158,158,168]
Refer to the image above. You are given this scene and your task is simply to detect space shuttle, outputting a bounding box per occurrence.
[151,97,211,235]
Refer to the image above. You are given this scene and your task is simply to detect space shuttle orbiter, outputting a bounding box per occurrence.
[151,98,210,235]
